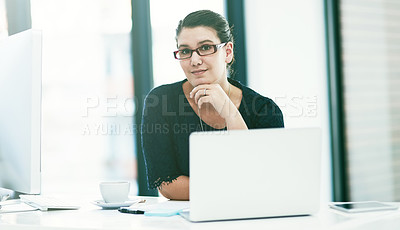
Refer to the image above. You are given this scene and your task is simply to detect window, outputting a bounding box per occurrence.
[0,0,7,38]
[245,0,331,202]
[30,0,135,196]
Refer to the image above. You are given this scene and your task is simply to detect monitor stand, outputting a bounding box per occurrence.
[0,187,23,200]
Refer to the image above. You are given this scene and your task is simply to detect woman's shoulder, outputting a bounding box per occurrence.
[142,80,186,116]
[230,78,284,128]
[146,79,185,97]
[229,78,277,107]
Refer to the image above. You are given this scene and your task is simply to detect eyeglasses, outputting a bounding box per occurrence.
[173,43,226,60]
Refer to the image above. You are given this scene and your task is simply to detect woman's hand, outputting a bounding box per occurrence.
[189,83,248,130]
[189,84,234,119]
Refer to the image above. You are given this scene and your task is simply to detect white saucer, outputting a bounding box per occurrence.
[92,199,140,209]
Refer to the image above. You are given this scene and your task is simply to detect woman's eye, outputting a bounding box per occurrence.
[200,45,211,51]
[180,49,191,55]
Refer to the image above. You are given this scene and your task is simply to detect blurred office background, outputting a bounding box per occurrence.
[339,0,400,201]
[0,0,399,202]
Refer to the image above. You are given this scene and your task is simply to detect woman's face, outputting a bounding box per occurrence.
[176,26,233,88]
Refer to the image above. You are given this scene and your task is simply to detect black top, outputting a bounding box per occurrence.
[141,78,284,189]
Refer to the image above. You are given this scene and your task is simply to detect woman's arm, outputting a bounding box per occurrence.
[224,103,248,130]
[141,87,183,190]
[159,175,189,200]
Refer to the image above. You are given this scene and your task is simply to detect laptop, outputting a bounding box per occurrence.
[180,127,321,222]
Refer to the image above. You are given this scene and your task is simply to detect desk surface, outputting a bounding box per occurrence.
[0,196,399,230]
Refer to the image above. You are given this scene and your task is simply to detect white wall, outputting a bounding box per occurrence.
[245,0,332,202]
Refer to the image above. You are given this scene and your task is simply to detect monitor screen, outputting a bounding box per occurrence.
[0,29,42,195]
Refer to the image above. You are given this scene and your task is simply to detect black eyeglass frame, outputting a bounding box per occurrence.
[173,43,227,60]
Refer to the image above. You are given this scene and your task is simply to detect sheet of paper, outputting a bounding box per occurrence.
[126,200,189,216]
[0,202,39,214]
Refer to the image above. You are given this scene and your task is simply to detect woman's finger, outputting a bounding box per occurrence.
[190,85,209,98]
[197,95,212,109]
[194,87,212,104]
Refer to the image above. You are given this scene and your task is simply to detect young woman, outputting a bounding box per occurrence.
[141,10,284,200]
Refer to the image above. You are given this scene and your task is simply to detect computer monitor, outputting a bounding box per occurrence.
[0,29,42,196]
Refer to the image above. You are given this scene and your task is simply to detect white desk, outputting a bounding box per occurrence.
[0,197,399,230]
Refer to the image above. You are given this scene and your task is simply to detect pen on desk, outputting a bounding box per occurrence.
[118,207,145,214]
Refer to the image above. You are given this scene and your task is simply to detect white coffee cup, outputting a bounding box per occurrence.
[99,181,130,203]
